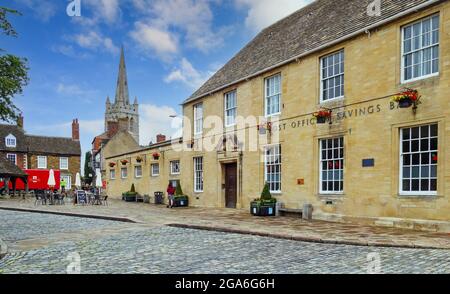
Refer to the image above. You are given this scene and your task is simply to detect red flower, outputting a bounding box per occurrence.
[432,154,438,163]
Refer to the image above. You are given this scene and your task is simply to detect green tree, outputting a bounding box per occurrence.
[260,182,272,200]
[175,182,184,196]
[0,7,29,122]
[84,152,94,185]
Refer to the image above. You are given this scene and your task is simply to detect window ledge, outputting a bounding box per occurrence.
[401,73,439,85]
[398,194,442,200]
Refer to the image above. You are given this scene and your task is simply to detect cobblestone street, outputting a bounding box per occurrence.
[1,210,449,274]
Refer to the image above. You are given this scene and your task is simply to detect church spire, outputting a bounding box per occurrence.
[114,46,130,106]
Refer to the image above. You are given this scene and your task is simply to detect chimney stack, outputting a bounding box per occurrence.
[17,115,24,129]
[107,121,119,138]
[156,134,166,143]
[72,119,80,141]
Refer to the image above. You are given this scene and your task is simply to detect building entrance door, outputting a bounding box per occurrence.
[225,163,237,208]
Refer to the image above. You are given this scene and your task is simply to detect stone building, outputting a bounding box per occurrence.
[105,0,450,231]
[0,117,81,189]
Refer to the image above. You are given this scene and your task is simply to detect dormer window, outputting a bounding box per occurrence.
[5,134,16,148]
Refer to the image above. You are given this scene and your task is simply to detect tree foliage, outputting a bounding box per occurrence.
[175,182,184,196]
[84,152,94,185]
[260,182,272,200]
[0,6,29,122]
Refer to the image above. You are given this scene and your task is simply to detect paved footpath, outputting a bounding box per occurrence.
[1,210,449,274]
[0,198,449,249]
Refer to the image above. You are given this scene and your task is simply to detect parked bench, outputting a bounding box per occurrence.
[278,208,303,218]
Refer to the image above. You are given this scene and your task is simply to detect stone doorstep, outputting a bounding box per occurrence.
[167,224,449,250]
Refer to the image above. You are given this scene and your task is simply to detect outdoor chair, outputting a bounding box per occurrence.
[56,194,65,205]
[102,195,108,206]
[34,193,45,206]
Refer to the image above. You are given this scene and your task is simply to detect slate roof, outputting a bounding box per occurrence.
[0,156,27,177]
[26,135,81,156]
[185,0,437,103]
[0,124,81,156]
[0,124,28,152]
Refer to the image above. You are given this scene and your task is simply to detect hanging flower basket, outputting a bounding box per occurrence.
[257,122,272,134]
[136,156,143,163]
[313,109,332,124]
[152,152,160,160]
[121,159,129,165]
[392,88,421,109]
[109,162,116,168]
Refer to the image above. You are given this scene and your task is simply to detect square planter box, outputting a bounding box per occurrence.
[173,197,189,207]
[123,194,137,202]
[251,202,276,216]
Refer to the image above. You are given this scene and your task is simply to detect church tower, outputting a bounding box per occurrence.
[105,47,140,144]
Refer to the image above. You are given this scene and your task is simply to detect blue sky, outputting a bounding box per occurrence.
[2,0,312,160]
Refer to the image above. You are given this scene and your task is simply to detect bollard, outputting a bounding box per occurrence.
[302,204,313,220]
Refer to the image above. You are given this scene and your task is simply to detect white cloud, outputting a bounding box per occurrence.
[51,45,90,59]
[130,0,227,56]
[164,58,215,89]
[56,83,99,103]
[129,22,178,59]
[81,0,121,25]
[139,104,180,145]
[72,31,120,55]
[15,0,57,22]
[235,0,313,32]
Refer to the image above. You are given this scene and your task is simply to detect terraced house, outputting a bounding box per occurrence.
[0,117,81,189]
[106,0,450,230]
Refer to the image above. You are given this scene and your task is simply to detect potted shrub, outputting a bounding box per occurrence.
[136,156,143,163]
[152,152,160,160]
[313,109,332,124]
[122,183,138,202]
[250,183,277,217]
[392,88,421,108]
[172,183,189,207]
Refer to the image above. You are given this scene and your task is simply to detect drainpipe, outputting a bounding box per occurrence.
[239,151,243,209]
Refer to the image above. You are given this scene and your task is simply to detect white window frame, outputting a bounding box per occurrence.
[121,167,128,179]
[194,157,204,193]
[170,160,180,175]
[264,74,281,117]
[264,144,282,194]
[194,103,203,135]
[59,157,69,170]
[134,165,143,178]
[151,164,160,177]
[5,134,16,148]
[399,124,438,196]
[319,137,344,195]
[110,169,116,180]
[6,153,17,165]
[23,155,27,169]
[401,14,440,84]
[224,90,237,127]
[37,156,47,169]
[320,50,345,103]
